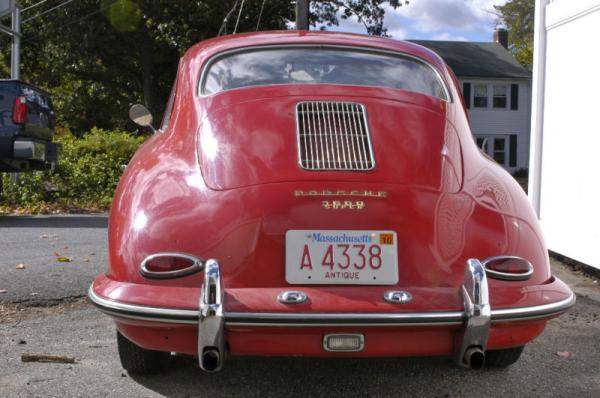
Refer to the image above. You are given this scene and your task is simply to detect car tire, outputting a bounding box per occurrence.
[485,346,525,368]
[117,331,164,374]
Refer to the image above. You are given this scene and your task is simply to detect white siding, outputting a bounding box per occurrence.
[459,78,532,173]
[530,0,600,269]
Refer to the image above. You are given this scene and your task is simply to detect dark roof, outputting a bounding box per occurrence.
[409,40,531,79]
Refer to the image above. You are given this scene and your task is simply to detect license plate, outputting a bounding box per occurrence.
[285,230,399,285]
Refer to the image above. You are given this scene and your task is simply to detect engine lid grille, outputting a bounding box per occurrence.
[296,101,375,171]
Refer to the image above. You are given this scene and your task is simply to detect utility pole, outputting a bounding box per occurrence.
[11,4,20,79]
[0,0,21,80]
[296,0,309,30]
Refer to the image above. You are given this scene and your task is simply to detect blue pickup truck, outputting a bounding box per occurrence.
[0,80,59,173]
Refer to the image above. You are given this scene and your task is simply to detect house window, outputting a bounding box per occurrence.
[474,85,488,108]
[475,134,518,169]
[493,137,506,164]
[493,85,508,108]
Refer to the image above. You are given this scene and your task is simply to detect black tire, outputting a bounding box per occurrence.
[485,346,525,368]
[117,331,165,374]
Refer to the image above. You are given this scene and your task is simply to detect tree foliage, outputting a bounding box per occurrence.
[0,1,407,134]
[0,128,145,210]
[495,0,534,70]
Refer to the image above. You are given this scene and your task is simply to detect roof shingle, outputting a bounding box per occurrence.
[409,40,531,79]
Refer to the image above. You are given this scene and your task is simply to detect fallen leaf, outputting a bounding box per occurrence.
[15,263,26,270]
[556,351,572,359]
[83,258,91,263]
[56,257,72,263]
[53,252,60,257]
[63,246,69,250]
[0,289,7,294]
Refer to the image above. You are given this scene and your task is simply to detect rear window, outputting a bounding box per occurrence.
[201,47,449,100]
[0,83,19,129]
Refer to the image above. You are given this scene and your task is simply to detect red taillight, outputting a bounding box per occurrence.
[140,253,203,279]
[483,256,533,281]
[12,96,28,125]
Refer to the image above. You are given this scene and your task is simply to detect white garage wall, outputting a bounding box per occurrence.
[530,0,600,269]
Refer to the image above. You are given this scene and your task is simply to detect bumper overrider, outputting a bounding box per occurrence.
[88,259,575,371]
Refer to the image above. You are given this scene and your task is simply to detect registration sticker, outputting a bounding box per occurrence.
[379,233,394,245]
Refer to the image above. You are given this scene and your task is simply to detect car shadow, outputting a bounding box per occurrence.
[0,214,108,228]
[129,355,481,397]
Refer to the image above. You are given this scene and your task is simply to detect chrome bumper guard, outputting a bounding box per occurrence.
[88,259,576,372]
[198,259,225,372]
[455,259,491,369]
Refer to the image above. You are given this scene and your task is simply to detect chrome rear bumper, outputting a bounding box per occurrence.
[88,259,575,371]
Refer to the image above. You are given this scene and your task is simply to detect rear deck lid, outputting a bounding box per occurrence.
[198,91,461,191]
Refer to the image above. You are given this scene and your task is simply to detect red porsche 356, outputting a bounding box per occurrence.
[89,31,574,373]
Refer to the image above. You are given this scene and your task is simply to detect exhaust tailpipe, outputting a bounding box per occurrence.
[200,348,222,372]
[464,346,485,370]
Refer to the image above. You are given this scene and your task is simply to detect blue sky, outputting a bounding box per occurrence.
[325,0,508,42]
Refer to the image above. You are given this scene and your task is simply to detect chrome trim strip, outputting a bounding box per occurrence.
[225,311,465,327]
[491,293,576,322]
[198,44,453,102]
[88,287,575,327]
[88,286,198,324]
[482,256,534,281]
[140,252,204,279]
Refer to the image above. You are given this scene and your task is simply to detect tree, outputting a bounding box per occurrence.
[0,1,409,134]
[495,0,534,70]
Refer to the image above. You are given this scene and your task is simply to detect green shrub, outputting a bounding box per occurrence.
[0,128,146,212]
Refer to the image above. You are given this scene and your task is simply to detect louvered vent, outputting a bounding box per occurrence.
[296,101,375,171]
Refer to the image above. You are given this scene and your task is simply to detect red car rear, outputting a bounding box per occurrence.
[89,31,574,373]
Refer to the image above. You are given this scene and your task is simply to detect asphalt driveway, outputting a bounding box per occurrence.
[0,214,599,397]
[0,214,108,304]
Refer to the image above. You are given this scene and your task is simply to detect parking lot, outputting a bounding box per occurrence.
[1,215,600,397]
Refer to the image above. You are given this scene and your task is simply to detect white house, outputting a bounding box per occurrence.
[529,0,600,270]
[412,34,532,174]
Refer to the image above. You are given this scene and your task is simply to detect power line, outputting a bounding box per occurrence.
[22,2,115,42]
[255,0,267,32]
[233,0,245,34]
[22,0,54,13]
[218,0,241,36]
[23,0,77,23]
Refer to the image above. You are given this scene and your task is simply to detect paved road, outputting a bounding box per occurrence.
[0,215,599,397]
[0,215,108,303]
[1,286,599,397]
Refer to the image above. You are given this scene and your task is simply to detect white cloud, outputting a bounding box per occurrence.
[324,0,508,42]
[400,0,507,33]
[431,32,469,41]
